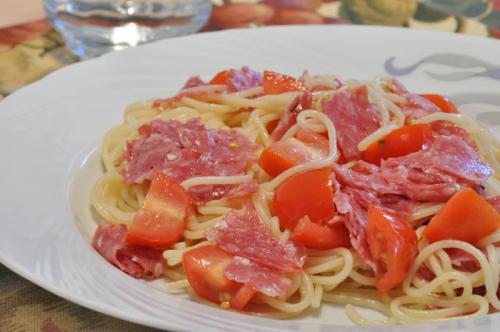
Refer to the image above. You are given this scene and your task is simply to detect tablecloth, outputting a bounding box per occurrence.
[1,0,499,331]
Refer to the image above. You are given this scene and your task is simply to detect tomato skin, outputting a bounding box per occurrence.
[183,246,256,310]
[263,70,307,94]
[230,284,257,310]
[258,129,329,177]
[274,168,336,230]
[295,129,330,157]
[183,246,240,303]
[424,188,500,244]
[265,119,280,133]
[362,124,433,165]
[127,172,191,249]
[258,138,310,178]
[296,129,344,163]
[336,149,348,164]
[209,70,230,86]
[420,94,459,114]
[366,206,417,294]
[291,216,351,249]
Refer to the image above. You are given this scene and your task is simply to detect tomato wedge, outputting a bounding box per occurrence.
[230,284,257,311]
[183,246,256,309]
[265,119,280,133]
[259,129,329,177]
[291,216,351,249]
[294,129,349,164]
[274,168,335,230]
[183,246,239,303]
[259,140,306,178]
[127,172,191,249]
[362,124,433,165]
[295,129,330,156]
[424,188,500,244]
[366,205,417,293]
[209,70,230,86]
[263,70,307,95]
[420,94,459,114]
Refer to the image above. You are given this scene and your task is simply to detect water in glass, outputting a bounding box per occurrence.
[43,0,212,58]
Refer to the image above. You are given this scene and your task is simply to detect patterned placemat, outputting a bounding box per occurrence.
[0,265,158,331]
[1,0,499,331]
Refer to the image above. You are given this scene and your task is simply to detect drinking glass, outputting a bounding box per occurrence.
[43,0,212,58]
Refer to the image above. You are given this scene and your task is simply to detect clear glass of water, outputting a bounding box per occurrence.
[43,0,212,58]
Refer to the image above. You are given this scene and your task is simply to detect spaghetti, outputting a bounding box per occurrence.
[90,68,500,325]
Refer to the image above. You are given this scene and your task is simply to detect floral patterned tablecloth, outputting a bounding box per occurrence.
[0,0,499,331]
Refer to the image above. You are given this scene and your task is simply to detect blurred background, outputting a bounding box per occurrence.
[2,0,500,32]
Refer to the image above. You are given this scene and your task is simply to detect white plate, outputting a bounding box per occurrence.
[0,25,499,331]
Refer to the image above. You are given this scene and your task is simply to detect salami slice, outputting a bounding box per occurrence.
[206,207,307,272]
[92,222,164,280]
[323,86,380,161]
[225,256,291,297]
[120,118,258,203]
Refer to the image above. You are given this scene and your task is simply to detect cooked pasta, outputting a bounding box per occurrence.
[90,68,500,325]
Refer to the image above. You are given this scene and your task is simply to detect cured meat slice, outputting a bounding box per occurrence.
[120,118,258,202]
[92,222,164,280]
[222,181,260,200]
[382,136,492,201]
[431,120,478,151]
[299,71,343,92]
[323,86,380,161]
[333,161,417,272]
[382,172,462,202]
[206,207,307,272]
[333,136,491,270]
[153,67,261,108]
[415,248,481,281]
[447,248,481,273]
[334,188,377,271]
[487,196,500,214]
[270,92,312,141]
[333,162,412,214]
[334,188,378,272]
[182,76,206,89]
[225,66,263,92]
[333,161,401,196]
[187,181,259,203]
[333,182,414,273]
[225,256,291,297]
[152,84,226,109]
[391,80,477,148]
[416,265,435,281]
[390,79,440,121]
